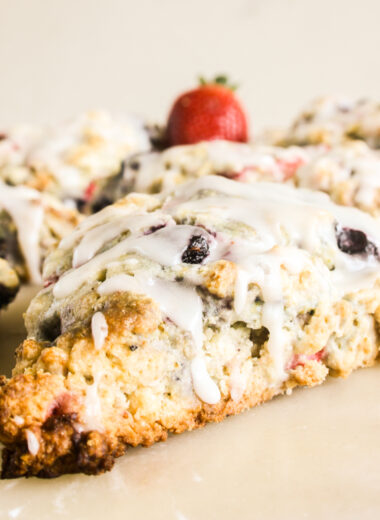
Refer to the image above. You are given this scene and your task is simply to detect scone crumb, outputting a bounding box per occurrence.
[204,260,237,298]
[291,360,328,387]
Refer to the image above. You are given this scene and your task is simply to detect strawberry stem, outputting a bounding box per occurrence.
[198,74,238,91]
[214,75,228,85]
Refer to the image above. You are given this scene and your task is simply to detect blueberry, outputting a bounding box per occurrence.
[181,235,209,264]
[336,226,377,256]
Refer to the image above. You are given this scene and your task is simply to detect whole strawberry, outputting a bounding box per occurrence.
[166,75,249,146]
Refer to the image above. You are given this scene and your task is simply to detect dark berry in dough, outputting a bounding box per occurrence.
[336,227,377,256]
[182,235,209,264]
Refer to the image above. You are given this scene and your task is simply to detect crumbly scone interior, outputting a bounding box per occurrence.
[1,174,379,478]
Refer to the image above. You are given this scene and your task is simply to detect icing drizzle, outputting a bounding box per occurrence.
[26,430,40,456]
[91,312,108,350]
[49,175,380,398]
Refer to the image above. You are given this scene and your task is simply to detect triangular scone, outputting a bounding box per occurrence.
[1,176,380,478]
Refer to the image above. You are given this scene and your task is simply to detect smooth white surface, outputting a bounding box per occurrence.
[0,0,380,131]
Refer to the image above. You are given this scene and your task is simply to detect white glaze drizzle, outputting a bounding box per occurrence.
[54,223,213,299]
[0,182,44,283]
[98,274,221,404]
[168,176,380,379]
[229,358,247,402]
[231,247,312,380]
[72,212,174,268]
[98,274,204,350]
[83,372,104,432]
[26,429,40,456]
[91,312,108,350]
[190,357,221,404]
[168,175,380,271]
[59,199,152,250]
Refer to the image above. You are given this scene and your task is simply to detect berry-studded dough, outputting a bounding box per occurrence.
[1,176,379,478]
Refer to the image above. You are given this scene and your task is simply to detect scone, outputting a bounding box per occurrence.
[90,140,309,208]
[295,140,380,216]
[0,175,379,478]
[0,124,44,186]
[0,182,80,308]
[279,96,380,148]
[0,110,150,211]
[92,138,380,218]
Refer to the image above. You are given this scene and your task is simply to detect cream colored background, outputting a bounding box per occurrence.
[1,0,380,131]
[1,1,380,519]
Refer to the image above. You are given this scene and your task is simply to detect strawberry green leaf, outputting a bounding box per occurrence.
[198,74,238,91]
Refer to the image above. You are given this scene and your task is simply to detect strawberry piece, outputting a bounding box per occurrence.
[288,347,326,370]
[166,75,249,146]
[276,156,306,181]
[83,181,97,202]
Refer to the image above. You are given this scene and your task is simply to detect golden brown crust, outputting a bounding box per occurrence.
[0,332,378,479]
[1,347,344,479]
[0,366,281,478]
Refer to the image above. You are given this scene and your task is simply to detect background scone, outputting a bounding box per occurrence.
[0,182,80,308]
[1,176,379,478]
[93,137,380,218]
[91,140,309,209]
[279,96,380,148]
[0,110,150,212]
[295,141,380,216]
